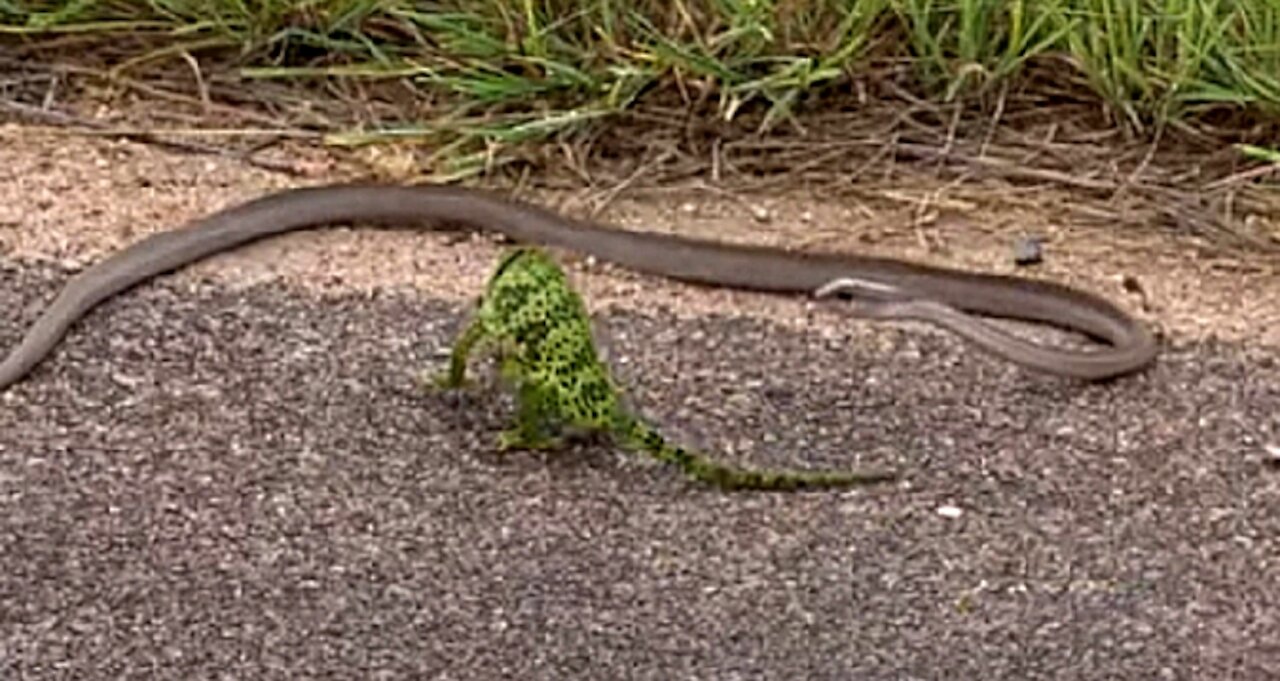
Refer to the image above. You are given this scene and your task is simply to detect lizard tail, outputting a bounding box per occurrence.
[619,417,896,491]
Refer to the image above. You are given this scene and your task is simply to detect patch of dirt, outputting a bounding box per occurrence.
[1,125,1277,351]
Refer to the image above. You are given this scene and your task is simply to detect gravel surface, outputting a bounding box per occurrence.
[2,258,1278,680]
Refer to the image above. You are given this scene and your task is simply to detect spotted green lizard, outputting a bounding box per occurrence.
[431,247,897,491]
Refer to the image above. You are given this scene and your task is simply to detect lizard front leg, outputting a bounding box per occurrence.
[425,316,490,391]
[497,369,567,451]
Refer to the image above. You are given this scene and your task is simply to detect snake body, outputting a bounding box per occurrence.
[0,183,1157,390]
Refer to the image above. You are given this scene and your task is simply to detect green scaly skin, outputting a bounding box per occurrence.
[431,247,897,491]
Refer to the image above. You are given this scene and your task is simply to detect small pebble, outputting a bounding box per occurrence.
[937,505,963,519]
[1013,236,1044,266]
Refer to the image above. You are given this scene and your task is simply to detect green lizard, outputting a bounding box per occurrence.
[431,246,898,491]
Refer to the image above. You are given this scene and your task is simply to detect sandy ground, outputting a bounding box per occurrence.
[2,125,1279,679]
[2,125,1278,348]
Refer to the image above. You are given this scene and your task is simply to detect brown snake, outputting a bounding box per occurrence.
[0,183,1157,390]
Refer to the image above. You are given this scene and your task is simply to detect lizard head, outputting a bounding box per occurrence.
[486,247,567,290]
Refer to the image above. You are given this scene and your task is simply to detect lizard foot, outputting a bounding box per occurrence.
[498,428,565,452]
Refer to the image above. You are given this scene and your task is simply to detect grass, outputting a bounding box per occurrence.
[1,0,1278,178]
